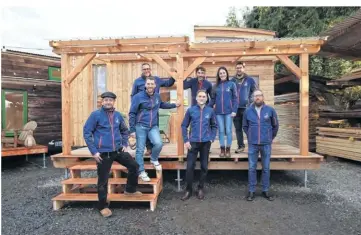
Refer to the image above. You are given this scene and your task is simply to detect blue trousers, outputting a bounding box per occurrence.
[248,144,272,192]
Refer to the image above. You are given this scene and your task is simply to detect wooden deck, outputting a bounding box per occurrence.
[51,142,323,170]
[2,145,48,157]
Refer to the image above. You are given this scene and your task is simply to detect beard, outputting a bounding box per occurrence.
[254,100,263,107]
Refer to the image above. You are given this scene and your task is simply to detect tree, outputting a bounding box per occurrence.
[226,7,361,79]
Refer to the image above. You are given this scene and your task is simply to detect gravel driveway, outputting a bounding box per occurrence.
[2,156,361,235]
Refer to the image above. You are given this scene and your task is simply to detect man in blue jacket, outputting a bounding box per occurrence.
[181,90,218,201]
[183,66,213,106]
[83,91,141,218]
[129,77,181,182]
[242,89,279,201]
[231,61,257,153]
[131,63,176,156]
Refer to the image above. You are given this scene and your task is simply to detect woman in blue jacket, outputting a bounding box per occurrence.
[209,67,238,157]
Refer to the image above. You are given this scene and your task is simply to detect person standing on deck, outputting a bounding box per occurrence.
[181,90,218,201]
[231,61,257,153]
[129,76,181,182]
[242,89,279,201]
[183,66,213,106]
[131,63,177,157]
[209,67,238,158]
[83,91,142,218]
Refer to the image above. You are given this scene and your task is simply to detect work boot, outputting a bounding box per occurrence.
[235,146,245,154]
[262,191,274,201]
[100,208,112,218]
[197,189,205,200]
[181,191,192,201]
[225,147,231,158]
[246,192,255,201]
[219,147,226,158]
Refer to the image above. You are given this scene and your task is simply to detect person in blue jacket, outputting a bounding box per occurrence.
[83,91,142,218]
[129,76,181,182]
[181,90,218,201]
[209,67,238,158]
[131,63,176,157]
[231,61,257,154]
[183,66,212,106]
[242,89,279,202]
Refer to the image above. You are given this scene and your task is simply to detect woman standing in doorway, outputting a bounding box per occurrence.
[210,67,238,158]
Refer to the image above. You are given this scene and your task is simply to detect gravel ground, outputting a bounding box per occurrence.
[2,155,361,235]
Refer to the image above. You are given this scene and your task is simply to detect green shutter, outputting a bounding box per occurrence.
[48,66,61,82]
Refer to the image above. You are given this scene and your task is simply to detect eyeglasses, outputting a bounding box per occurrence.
[254,94,263,97]
[142,68,151,71]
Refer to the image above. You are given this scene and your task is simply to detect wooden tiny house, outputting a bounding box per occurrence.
[48,26,325,210]
[1,49,62,149]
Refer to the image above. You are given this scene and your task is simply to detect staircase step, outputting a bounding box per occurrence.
[69,163,156,171]
[61,178,159,185]
[52,193,156,202]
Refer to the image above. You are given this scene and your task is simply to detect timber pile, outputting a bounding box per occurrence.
[316,127,361,162]
[318,105,361,119]
[274,92,326,151]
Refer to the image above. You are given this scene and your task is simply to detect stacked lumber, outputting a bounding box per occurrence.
[316,127,361,162]
[275,92,323,151]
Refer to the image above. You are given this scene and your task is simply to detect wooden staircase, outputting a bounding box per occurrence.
[52,162,163,211]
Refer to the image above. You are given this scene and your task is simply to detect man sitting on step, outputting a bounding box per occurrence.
[83,91,142,218]
[129,76,181,182]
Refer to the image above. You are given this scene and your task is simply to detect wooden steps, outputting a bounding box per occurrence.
[52,163,162,212]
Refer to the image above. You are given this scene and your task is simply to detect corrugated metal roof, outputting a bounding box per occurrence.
[1,48,60,60]
[48,35,187,42]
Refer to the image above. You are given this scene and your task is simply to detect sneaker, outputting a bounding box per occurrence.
[139,171,151,182]
[235,146,245,154]
[100,208,112,217]
[124,191,143,196]
[150,160,162,171]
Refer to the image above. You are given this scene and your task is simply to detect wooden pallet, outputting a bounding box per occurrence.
[52,163,162,211]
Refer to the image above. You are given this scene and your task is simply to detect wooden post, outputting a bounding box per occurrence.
[61,54,71,155]
[176,55,184,159]
[299,53,309,156]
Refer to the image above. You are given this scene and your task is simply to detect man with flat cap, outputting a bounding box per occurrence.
[83,91,142,218]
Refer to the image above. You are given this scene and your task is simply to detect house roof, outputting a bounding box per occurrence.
[319,9,361,59]
[1,48,60,60]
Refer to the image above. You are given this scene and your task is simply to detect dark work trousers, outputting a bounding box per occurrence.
[97,150,139,210]
[186,141,211,192]
[233,108,246,148]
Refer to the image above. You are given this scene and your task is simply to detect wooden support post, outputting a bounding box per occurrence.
[277,55,302,79]
[61,54,71,155]
[299,53,309,156]
[67,53,96,84]
[176,55,185,159]
[183,57,206,78]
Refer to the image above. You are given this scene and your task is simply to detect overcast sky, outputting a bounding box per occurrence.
[2,1,247,56]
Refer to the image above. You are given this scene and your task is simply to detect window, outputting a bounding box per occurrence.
[1,90,28,136]
[48,66,61,82]
[93,65,107,109]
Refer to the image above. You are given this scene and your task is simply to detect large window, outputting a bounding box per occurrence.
[93,65,107,109]
[1,90,28,136]
[48,66,61,82]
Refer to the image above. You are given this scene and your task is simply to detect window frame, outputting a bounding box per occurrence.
[48,66,61,82]
[1,89,28,137]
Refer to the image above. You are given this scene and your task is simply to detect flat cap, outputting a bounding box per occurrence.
[100,91,117,99]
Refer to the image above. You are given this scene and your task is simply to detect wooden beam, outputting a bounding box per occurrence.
[299,53,309,156]
[274,75,296,85]
[50,36,189,48]
[277,55,302,79]
[176,55,185,159]
[183,57,207,78]
[66,54,96,84]
[54,43,188,54]
[61,54,71,155]
[144,54,177,78]
[182,46,321,57]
